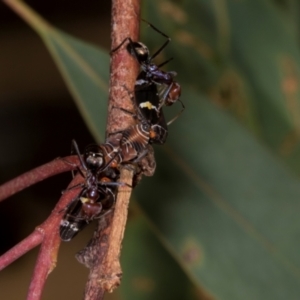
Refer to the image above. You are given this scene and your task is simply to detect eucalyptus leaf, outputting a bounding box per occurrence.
[43,31,109,142]
[121,214,196,300]
[135,88,300,299]
[10,0,300,299]
[143,0,300,176]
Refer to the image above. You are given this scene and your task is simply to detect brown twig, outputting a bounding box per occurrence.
[79,169,134,299]
[0,156,79,202]
[76,209,114,300]
[98,168,133,290]
[99,0,141,289]
[80,0,141,298]
[2,0,141,298]
[105,0,140,135]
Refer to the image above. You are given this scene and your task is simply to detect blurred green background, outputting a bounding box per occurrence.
[1,0,300,299]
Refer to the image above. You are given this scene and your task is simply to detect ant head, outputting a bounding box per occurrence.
[127,41,149,64]
[83,145,105,172]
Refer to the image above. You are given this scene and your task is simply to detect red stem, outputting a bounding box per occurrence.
[0,156,79,202]
[0,231,43,271]
[0,156,80,274]
[27,174,83,300]
[0,172,84,299]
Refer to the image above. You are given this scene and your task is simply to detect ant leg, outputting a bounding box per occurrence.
[99,180,132,189]
[59,141,85,178]
[60,185,84,218]
[111,83,138,114]
[141,19,171,39]
[119,84,148,122]
[111,37,132,53]
[95,207,114,220]
[111,37,145,66]
[141,19,171,60]
[59,157,84,179]
[111,85,139,120]
[131,147,149,163]
[157,57,174,68]
[150,39,171,61]
[101,151,122,173]
[66,140,86,178]
[166,100,185,126]
[62,182,84,194]
[157,83,174,112]
[71,140,87,171]
[112,106,137,119]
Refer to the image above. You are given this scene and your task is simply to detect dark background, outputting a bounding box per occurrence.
[0,1,117,299]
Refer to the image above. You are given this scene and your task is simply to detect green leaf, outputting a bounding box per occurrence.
[227,0,300,155]
[120,214,196,299]
[44,31,109,142]
[135,88,300,299]
[9,0,300,299]
[143,0,300,176]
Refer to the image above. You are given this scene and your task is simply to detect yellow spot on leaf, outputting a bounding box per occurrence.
[181,238,203,268]
[279,55,300,155]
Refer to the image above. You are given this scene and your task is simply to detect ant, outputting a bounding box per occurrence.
[112,19,184,119]
[60,140,122,241]
[106,84,168,170]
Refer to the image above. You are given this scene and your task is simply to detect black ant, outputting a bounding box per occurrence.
[105,83,168,171]
[60,140,122,241]
[112,19,184,120]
